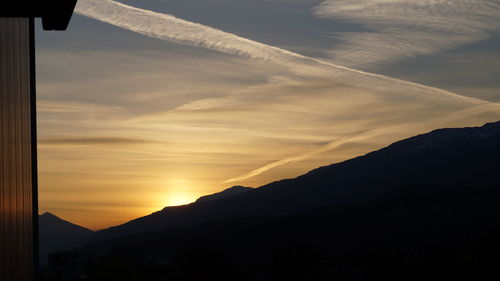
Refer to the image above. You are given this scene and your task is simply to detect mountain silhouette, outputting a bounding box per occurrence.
[39,212,94,266]
[88,121,500,243]
[83,184,500,259]
[80,184,500,281]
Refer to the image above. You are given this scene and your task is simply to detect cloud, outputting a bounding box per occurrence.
[36,49,280,117]
[37,100,123,113]
[74,0,494,106]
[39,137,155,145]
[224,101,500,183]
[123,77,499,183]
[312,0,500,68]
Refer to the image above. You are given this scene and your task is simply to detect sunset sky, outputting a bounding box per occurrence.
[36,0,500,230]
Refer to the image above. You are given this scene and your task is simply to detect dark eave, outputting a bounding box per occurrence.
[0,0,78,30]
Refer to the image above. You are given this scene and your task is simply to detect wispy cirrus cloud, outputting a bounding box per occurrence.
[72,0,500,185]
[312,0,500,68]
[39,137,155,146]
[74,0,493,106]
[37,100,124,113]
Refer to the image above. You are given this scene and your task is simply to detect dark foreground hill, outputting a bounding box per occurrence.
[90,121,500,242]
[81,184,500,281]
[39,212,94,266]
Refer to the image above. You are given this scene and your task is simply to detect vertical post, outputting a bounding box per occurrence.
[0,17,35,281]
[1,3,77,280]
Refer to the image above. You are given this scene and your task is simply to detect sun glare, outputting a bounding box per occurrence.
[160,178,198,207]
[164,193,195,207]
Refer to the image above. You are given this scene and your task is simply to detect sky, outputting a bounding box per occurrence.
[36,0,500,230]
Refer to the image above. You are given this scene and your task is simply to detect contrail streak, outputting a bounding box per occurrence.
[75,0,491,106]
[223,135,374,184]
[74,0,500,183]
[224,103,500,183]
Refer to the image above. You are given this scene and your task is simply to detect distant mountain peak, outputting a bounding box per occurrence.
[39,212,65,224]
[39,212,93,233]
[40,212,58,218]
[39,212,94,266]
[196,185,253,203]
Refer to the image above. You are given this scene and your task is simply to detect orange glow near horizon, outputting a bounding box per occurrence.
[158,178,198,207]
[35,43,500,231]
[163,193,196,207]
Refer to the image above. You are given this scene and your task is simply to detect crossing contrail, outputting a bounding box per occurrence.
[74,0,500,183]
[75,0,492,106]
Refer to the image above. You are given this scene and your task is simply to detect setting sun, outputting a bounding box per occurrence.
[163,193,195,207]
[159,178,198,207]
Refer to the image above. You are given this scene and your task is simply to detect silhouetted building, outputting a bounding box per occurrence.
[0,2,77,281]
[48,250,95,281]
